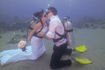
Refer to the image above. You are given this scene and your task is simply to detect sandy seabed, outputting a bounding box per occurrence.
[0,28,105,70]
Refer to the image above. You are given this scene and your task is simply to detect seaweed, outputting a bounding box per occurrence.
[0,35,2,39]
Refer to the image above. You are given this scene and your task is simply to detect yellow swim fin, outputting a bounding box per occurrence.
[75,58,93,64]
[75,45,87,53]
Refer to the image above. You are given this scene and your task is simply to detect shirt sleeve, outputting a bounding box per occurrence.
[46,21,58,39]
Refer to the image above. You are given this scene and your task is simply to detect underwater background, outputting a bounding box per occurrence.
[0,0,105,70]
[0,0,105,31]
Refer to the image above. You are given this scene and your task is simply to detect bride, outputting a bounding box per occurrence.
[0,10,48,65]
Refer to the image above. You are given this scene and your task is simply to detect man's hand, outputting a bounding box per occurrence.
[38,32,51,40]
[38,32,45,37]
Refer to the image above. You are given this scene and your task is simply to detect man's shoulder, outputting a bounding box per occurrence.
[51,15,59,20]
[51,16,61,23]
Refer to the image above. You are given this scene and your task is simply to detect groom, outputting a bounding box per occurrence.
[38,7,72,69]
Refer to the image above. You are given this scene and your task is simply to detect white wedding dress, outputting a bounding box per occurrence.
[0,25,48,65]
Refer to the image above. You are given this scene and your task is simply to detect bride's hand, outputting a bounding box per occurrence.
[24,43,27,47]
[22,41,29,51]
[24,40,29,47]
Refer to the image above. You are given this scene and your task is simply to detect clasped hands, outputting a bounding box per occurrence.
[38,32,45,37]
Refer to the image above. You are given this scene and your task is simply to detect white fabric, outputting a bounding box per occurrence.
[46,16,67,46]
[0,25,47,65]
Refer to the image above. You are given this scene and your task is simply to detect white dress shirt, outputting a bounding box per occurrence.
[46,15,67,46]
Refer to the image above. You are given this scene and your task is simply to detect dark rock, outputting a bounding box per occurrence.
[8,38,19,44]
[0,35,2,39]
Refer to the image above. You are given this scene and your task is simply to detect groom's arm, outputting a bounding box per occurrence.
[42,33,51,40]
[44,21,58,40]
[40,29,56,40]
[39,21,57,40]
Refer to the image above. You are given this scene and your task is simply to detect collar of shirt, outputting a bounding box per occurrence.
[50,15,58,21]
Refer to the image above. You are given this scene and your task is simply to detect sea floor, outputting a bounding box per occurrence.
[0,28,105,70]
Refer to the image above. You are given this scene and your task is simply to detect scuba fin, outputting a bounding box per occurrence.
[75,58,93,64]
[75,45,87,53]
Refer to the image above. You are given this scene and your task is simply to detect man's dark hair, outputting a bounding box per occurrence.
[48,7,57,15]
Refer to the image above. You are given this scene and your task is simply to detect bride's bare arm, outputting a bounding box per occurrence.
[27,22,42,42]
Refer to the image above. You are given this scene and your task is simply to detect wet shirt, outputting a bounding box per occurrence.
[46,16,67,46]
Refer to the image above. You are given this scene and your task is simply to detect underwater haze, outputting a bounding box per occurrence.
[0,0,105,70]
[0,0,105,23]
